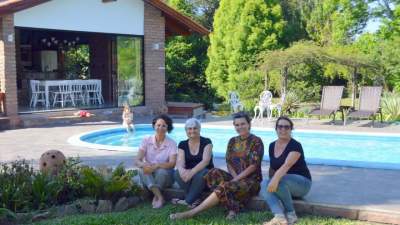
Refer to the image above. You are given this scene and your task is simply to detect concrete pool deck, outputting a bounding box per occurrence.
[0,115,399,224]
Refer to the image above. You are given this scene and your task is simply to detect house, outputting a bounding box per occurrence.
[0,0,208,127]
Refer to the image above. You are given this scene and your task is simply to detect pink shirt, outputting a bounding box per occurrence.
[139,135,177,164]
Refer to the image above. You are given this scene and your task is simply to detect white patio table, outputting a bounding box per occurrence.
[39,79,102,108]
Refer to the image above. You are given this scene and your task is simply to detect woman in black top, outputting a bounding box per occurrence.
[172,118,214,208]
[263,116,312,225]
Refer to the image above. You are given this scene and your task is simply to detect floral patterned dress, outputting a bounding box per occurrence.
[204,134,264,212]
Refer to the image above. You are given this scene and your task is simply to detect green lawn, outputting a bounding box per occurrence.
[34,203,377,225]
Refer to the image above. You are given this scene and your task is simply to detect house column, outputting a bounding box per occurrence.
[144,2,166,114]
[0,14,20,126]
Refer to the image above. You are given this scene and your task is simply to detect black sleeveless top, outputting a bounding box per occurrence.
[269,138,312,180]
[178,136,214,169]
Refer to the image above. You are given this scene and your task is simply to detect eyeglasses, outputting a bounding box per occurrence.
[277,125,291,130]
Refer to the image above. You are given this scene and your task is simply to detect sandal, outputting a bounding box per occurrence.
[171,198,188,205]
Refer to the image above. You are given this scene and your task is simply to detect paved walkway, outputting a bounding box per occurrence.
[1,116,399,224]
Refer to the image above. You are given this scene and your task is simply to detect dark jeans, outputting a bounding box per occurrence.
[174,168,209,204]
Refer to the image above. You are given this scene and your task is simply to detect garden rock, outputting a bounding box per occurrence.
[57,204,79,217]
[76,199,96,213]
[127,196,141,208]
[96,200,112,213]
[15,212,31,224]
[32,211,50,222]
[114,197,129,212]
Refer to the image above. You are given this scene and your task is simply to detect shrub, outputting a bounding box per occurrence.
[381,91,400,121]
[54,157,84,204]
[0,159,142,213]
[31,173,62,209]
[79,163,141,203]
[0,160,34,212]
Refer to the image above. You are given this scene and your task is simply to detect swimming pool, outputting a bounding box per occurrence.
[68,124,400,170]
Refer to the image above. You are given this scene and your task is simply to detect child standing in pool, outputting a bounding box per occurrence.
[122,103,135,133]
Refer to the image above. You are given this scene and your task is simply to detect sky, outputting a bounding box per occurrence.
[364,19,382,33]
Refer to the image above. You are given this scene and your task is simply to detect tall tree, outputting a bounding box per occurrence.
[301,0,369,46]
[192,0,220,30]
[206,0,285,101]
[279,0,309,46]
[165,0,219,108]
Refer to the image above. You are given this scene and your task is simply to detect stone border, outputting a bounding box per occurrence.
[164,188,400,225]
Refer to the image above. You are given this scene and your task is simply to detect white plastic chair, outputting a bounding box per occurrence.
[85,80,104,105]
[253,90,273,120]
[269,93,286,118]
[52,80,75,108]
[29,80,46,107]
[70,80,86,105]
[228,91,244,112]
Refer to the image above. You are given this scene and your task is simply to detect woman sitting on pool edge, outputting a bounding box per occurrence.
[262,116,312,225]
[134,114,177,208]
[172,118,214,208]
[170,112,264,220]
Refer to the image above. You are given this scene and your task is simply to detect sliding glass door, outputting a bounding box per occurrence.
[116,36,144,107]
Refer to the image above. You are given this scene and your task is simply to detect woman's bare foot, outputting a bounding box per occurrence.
[263,215,288,225]
[226,210,236,220]
[152,196,158,208]
[153,197,165,208]
[169,211,194,220]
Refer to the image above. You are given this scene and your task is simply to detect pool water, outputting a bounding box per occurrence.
[77,124,400,170]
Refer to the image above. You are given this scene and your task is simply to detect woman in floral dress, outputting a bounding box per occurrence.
[170,112,264,220]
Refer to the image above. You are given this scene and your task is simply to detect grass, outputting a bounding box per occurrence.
[34,203,377,225]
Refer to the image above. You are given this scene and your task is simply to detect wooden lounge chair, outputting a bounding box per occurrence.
[308,86,344,122]
[346,86,383,125]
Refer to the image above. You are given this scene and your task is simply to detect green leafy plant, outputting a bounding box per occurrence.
[0,160,34,212]
[54,157,84,204]
[31,173,62,209]
[282,90,301,115]
[0,207,16,222]
[0,159,142,213]
[381,91,400,121]
[104,164,140,202]
[79,167,105,200]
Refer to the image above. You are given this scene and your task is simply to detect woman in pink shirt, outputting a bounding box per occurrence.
[134,114,177,208]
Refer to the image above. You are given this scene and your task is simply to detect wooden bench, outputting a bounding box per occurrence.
[167,102,205,118]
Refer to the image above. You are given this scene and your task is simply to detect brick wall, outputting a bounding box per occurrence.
[0,14,20,126]
[144,2,166,114]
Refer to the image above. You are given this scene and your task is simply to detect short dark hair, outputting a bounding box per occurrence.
[275,116,294,130]
[232,111,251,126]
[152,114,174,133]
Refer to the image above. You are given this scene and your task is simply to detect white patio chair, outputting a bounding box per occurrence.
[85,80,104,105]
[228,91,243,113]
[70,80,86,105]
[253,90,273,120]
[29,80,46,107]
[269,93,286,118]
[52,80,75,108]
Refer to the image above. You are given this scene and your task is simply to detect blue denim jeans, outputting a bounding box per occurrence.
[261,174,312,216]
[174,168,209,204]
[138,168,174,190]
